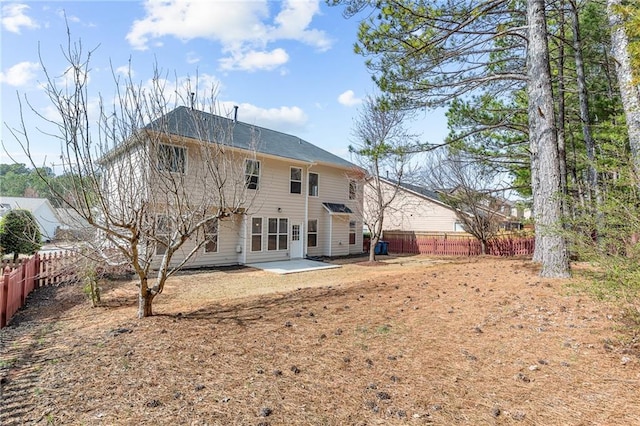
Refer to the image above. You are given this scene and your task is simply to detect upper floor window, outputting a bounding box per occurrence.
[309,172,319,197]
[290,167,302,194]
[349,179,357,200]
[245,159,260,190]
[204,218,218,253]
[158,144,186,174]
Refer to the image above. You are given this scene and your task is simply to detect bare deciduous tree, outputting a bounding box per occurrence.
[5,33,256,317]
[349,96,416,262]
[422,151,508,254]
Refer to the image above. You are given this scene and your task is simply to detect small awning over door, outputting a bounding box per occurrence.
[322,203,353,215]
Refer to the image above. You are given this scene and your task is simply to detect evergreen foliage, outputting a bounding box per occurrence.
[0,209,42,261]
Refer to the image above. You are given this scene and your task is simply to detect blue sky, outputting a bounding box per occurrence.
[1,0,447,172]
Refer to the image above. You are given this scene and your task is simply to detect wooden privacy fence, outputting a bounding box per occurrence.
[1,251,79,329]
[382,232,535,257]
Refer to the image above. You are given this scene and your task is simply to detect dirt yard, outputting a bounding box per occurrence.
[1,255,639,425]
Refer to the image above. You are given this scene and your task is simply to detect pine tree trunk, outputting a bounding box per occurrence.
[608,0,640,180]
[527,0,570,278]
[571,1,598,200]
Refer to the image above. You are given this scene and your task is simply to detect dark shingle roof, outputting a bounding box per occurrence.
[322,203,353,214]
[145,106,355,169]
[394,180,441,202]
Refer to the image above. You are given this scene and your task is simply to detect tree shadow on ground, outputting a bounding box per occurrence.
[0,282,85,425]
[177,280,387,326]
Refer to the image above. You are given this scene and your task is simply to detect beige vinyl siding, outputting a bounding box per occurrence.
[329,215,350,256]
[243,156,307,263]
[306,164,363,257]
[373,181,460,233]
[103,144,148,217]
[137,134,364,268]
[151,215,242,269]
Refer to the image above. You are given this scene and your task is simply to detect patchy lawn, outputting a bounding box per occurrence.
[1,255,639,425]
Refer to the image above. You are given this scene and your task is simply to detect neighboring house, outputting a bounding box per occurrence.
[102,106,364,268]
[368,179,524,234]
[370,179,464,233]
[55,208,93,241]
[0,196,60,242]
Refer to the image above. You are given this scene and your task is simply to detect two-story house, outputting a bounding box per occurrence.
[102,106,364,268]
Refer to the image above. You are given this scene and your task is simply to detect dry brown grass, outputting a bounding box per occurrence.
[1,255,640,425]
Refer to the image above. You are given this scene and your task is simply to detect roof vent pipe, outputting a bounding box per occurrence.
[233,105,238,123]
[190,92,195,110]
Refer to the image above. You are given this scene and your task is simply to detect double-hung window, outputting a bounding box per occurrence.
[156,215,170,255]
[245,159,260,190]
[349,179,357,200]
[268,218,288,251]
[307,219,318,247]
[290,167,302,194]
[204,218,218,253]
[251,217,262,251]
[349,220,357,245]
[308,172,319,197]
[158,144,186,173]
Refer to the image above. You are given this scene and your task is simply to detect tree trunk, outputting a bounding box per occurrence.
[527,0,570,278]
[369,234,378,262]
[608,0,640,180]
[138,277,154,318]
[555,6,569,220]
[571,1,598,201]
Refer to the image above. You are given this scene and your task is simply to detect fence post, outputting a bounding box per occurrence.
[20,259,27,306]
[35,254,40,288]
[1,266,10,328]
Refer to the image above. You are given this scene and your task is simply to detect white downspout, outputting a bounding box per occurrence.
[240,215,247,264]
[305,162,316,258]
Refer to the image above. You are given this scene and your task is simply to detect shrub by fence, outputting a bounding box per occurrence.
[381,231,534,257]
[1,251,79,329]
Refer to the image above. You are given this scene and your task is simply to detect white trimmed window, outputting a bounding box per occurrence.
[251,217,262,251]
[309,172,319,197]
[268,218,288,251]
[158,144,187,173]
[245,159,260,190]
[307,219,318,247]
[290,167,302,194]
[349,179,357,200]
[204,218,218,253]
[156,215,170,255]
[349,220,356,245]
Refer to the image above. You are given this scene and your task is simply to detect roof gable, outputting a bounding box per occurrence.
[145,106,356,169]
[0,196,52,213]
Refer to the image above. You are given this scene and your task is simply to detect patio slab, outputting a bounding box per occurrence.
[247,259,341,275]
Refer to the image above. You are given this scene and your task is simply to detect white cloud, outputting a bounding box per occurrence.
[186,51,201,64]
[219,48,289,72]
[271,0,331,52]
[126,0,331,72]
[0,61,40,87]
[2,3,39,33]
[56,9,80,23]
[221,102,308,132]
[115,65,135,77]
[337,90,362,107]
